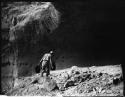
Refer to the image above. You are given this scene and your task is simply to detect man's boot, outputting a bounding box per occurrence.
[41,70,44,77]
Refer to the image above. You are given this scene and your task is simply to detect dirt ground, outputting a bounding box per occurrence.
[3,64,123,96]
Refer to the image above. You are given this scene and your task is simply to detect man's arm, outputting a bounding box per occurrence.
[50,56,56,70]
[50,57,52,65]
[49,55,53,67]
[40,57,43,62]
[40,55,44,63]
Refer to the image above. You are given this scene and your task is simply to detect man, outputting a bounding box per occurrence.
[39,51,55,77]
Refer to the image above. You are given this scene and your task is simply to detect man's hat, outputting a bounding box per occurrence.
[50,51,53,54]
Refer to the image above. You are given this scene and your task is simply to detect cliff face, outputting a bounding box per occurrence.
[8,2,59,41]
[2,2,59,46]
[2,2,60,65]
[1,2,60,93]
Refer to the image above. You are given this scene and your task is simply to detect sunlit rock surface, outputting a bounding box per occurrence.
[2,2,60,42]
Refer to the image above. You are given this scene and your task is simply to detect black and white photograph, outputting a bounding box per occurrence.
[1,1,124,96]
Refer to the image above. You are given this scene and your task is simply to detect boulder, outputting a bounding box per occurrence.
[38,77,57,91]
[64,80,75,88]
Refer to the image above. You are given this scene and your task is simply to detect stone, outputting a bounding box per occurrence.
[57,83,65,91]
[57,72,69,83]
[38,77,45,84]
[42,77,57,91]
[64,80,75,88]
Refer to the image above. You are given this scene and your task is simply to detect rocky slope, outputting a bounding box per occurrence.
[5,65,123,96]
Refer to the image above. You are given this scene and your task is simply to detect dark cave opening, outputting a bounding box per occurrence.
[50,1,122,67]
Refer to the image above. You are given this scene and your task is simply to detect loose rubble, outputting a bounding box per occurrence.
[5,65,123,96]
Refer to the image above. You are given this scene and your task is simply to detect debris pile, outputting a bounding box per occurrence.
[5,65,123,96]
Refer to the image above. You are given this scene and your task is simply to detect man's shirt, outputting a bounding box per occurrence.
[41,53,51,61]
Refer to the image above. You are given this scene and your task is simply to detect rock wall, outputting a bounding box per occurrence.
[1,2,60,93]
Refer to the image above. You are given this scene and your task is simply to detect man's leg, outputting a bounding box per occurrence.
[41,69,44,77]
[46,69,50,77]
[46,63,50,77]
[41,61,46,77]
